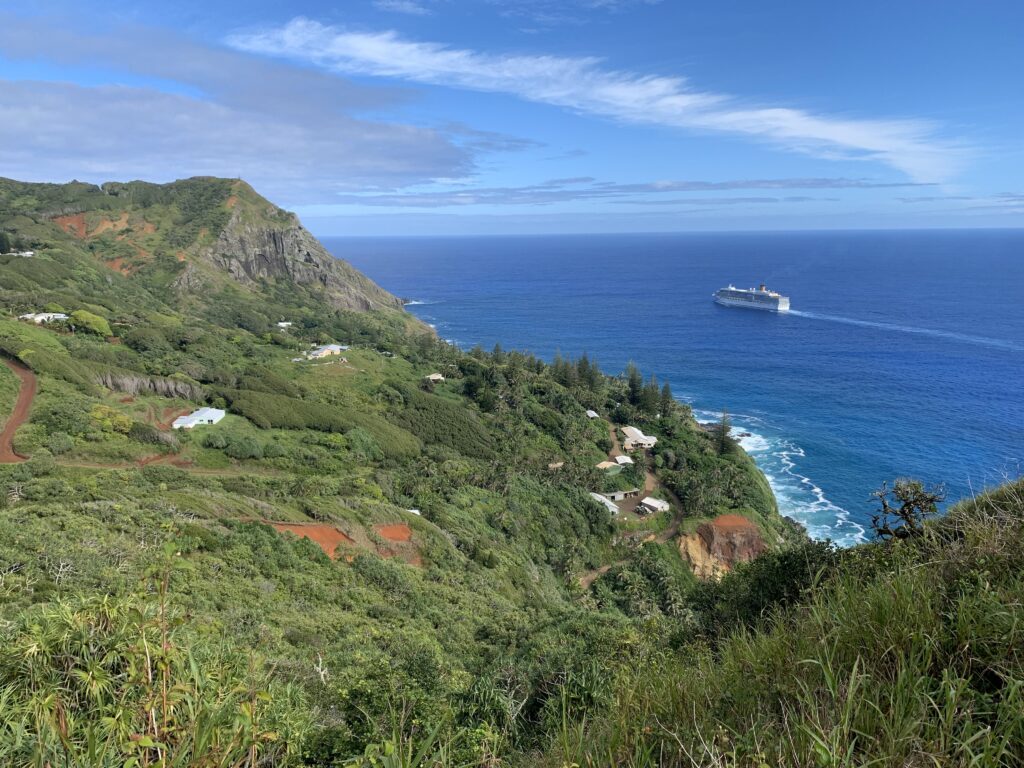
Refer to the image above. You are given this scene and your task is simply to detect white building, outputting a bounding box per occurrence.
[172,407,226,430]
[425,372,445,383]
[19,312,68,324]
[276,321,293,329]
[638,496,671,515]
[595,460,618,470]
[307,344,348,359]
[602,488,640,502]
[622,426,657,450]
[585,409,600,419]
[589,492,619,515]
[406,509,422,516]
[614,455,634,465]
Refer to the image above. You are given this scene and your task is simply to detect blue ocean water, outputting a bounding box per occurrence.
[328,231,1024,545]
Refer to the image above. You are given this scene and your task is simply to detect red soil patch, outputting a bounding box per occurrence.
[91,212,129,235]
[119,396,135,404]
[375,523,412,542]
[226,195,239,209]
[175,251,186,262]
[711,514,758,533]
[141,221,157,234]
[103,257,134,275]
[0,358,37,463]
[54,213,87,238]
[271,523,355,559]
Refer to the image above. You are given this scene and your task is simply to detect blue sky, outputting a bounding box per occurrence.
[1,0,1022,234]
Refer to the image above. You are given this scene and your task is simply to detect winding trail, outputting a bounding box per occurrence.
[0,358,37,463]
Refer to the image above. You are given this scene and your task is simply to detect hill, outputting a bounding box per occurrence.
[0,176,403,318]
[0,176,795,765]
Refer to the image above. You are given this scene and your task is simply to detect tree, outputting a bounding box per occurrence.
[716,409,732,455]
[70,309,113,337]
[660,381,674,419]
[870,479,945,540]
[626,362,642,406]
[0,231,10,253]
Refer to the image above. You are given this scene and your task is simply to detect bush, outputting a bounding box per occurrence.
[70,309,112,337]
[225,436,264,460]
[45,431,73,455]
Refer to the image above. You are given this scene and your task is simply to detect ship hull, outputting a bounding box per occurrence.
[714,295,790,312]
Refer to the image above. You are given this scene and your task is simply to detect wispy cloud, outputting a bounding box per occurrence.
[374,0,433,16]
[228,17,968,182]
[0,15,482,201]
[298,176,924,208]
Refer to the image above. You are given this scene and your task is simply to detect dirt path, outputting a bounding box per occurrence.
[0,359,37,463]
[607,424,623,457]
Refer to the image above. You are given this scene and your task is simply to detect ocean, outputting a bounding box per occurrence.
[328,230,1024,545]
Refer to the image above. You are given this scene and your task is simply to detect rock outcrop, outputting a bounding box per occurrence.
[197,205,402,313]
[679,513,767,580]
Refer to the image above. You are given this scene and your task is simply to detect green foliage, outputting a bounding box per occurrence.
[391,384,494,459]
[0,588,309,765]
[552,480,1024,768]
[70,309,112,337]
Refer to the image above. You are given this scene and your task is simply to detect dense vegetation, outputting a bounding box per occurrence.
[0,176,1019,767]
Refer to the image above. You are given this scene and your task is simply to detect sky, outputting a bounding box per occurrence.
[1,1,1022,235]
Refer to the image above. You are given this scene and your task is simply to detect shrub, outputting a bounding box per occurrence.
[45,431,73,455]
[70,309,112,337]
[225,436,264,460]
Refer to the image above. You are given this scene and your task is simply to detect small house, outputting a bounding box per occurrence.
[585,409,599,419]
[172,407,226,430]
[19,312,68,324]
[276,321,293,329]
[595,460,618,470]
[622,426,657,450]
[614,455,634,465]
[307,344,348,359]
[547,461,565,471]
[638,497,671,515]
[602,488,640,502]
[406,509,422,516]
[589,492,619,515]
[425,373,445,383]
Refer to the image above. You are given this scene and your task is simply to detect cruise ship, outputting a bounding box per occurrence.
[713,283,791,312]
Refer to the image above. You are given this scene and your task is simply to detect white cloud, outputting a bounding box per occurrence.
[228,18,968,182]
[0,79,469,202]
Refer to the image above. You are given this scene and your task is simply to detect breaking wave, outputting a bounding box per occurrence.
[694,408,867,546]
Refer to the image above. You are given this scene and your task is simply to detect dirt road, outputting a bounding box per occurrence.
[0,358,37,463]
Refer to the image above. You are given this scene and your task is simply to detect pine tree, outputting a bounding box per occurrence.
[626,362,643,405]
[717,408,732,455]
[660,381,674,418]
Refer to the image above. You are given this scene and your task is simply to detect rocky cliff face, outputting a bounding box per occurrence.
[197,206,403,313]
[679,514,767,580]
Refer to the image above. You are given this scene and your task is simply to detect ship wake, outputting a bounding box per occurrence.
[789,310,1023,352]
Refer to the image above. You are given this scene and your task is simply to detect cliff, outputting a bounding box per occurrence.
[679,513,768,578]
[186,182,403,312]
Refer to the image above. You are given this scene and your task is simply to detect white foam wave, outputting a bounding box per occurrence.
[789,310,1024,353]
[403,299,438,306]
[694,407,867,546]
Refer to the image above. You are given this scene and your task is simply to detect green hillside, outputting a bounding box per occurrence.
[0,177,792,765]
[2,177,1020,767]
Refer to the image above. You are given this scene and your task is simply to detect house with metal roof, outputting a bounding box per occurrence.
[172,407,226,430]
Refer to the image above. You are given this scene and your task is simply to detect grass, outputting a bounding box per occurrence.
[551,479,1024,768]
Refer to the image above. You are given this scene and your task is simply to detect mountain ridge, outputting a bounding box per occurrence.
[0,175,404,315]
